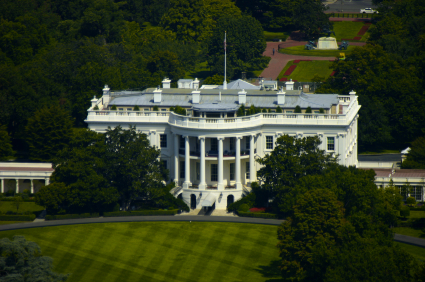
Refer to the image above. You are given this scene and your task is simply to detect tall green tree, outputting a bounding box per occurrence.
[0,124,15,161]
[0,236,68,281]
[25,105,74,162]
[401,136,425,169]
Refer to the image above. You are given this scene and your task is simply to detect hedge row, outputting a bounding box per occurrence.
[0,215,36,221]
[409,207,425,211]
[0,198,35,202]
[45,213,99,220]
[104,210,178,217]
[237,211,277,219]
[396,218,425,228]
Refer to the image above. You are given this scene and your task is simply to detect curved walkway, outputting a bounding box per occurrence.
[1,216,424,248]
[260,41,366,80]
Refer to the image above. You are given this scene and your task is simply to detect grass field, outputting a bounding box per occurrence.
[332,21,372,42]
[0,222,281,282]
[393,227,425,239]
[407,211,425,218]
[394,242,425,262]
[279,45,356,57]
[0,201,44,214]
[264,30,288,42]
[278,60,334,82]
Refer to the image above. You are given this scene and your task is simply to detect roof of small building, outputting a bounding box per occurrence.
[216,79,260,90]
[108,88,339,109]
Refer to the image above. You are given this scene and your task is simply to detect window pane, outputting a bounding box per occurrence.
[211,164,218,181]
[246,162,250,179]
[266,136,273,150]
[246,137,250,150]
[160,134,167,148]
[211,138,218,151]
[327,137,335,151]
[230,138,235,151]
[180,161,185,178]
[230,163,235,181]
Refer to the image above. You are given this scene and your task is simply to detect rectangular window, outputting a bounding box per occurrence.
[327,137,335,151]
[266,136,273,150]
[246,137,250,150]
[314,111,320,114]
[160,134,167,148]
[211,138,218,151]
[410,186,423,201]
[196,140,200,152]
[180,161,185,178]
[211,164,218,181]
[144,108,149,111]
[127,108,132,111]
[246,162,250,179]
[286,111,293,113]
[196,162,200,181]
[119,108,124,111]
[230,163,235,181]
[161,109,166,112]
[230,138,235,151]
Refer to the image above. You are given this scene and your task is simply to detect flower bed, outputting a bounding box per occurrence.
[330,71,336,76]
[280,77,288,81]
[238,211,277,219]
[284,65,297,76]
[357,25,370,36]
[249,207,266,213]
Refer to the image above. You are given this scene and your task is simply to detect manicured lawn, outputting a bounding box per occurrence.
[394,242,425,262]
[279,45,356,57]
[264,30,288,42]
[0,201,44,214]
[393,227,425,239]
[408,211,425,218]
[0,222,281,282]
[278,60,334,82]
[332,21,372,42]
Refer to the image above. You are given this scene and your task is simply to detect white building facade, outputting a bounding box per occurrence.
[85,79,361,210]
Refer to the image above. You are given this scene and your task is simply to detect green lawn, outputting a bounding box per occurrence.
[408,211,425,218]
[392,227,425,239]
[0,222,281,282]
[264,30,288,42]
[394,242,425,262]
[332,21,372,42]
[279,45,356,57]
[0,201,44,214]
[278,60,334,82]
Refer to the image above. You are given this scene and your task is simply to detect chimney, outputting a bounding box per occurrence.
[91,96,98,108]
[192,90,200,104]
[102,84,110,106]
[238,89,246,104]
[193,78,199,89]
[285,79,294,90]
[162,77,171,89]
[154,86,162,103]
[277,87,286,105]
[349,90,356,95]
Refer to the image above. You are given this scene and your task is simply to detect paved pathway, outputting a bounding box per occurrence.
[260,40,367,80]
[1,216,424,248]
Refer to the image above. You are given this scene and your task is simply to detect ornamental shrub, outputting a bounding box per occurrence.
[306,106,312,113]
[153,106,159,111]
[93,105,99,110]
[400,206,410,218]
[110,105,117,110]
[238,204,250,212]
[276,106,283,113]
[406,197,416,207]
[319,108,325,114]
[133,105,140,111]
[295,105,301,113]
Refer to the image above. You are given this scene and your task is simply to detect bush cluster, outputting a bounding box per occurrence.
[45,213,99,220]
[104,210,178,217]
[237,211,277,219]
[0,215,36,221]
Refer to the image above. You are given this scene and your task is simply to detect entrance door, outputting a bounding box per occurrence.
[227,195,234,207]
[190,194,197,209]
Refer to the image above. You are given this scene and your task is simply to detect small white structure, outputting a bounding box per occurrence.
[0,162,53,194]
[86,79,361,210]
[317,37,338,50]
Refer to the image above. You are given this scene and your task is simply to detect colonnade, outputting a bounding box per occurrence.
[174,134,256,190]
[0,178,49,194]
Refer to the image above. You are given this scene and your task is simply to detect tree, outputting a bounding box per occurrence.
[0,236,68,281]
[0,124,15,161]
[294,105,301,113]
[203,74,229,85]
[104,126,165,210]
[402,136,425,169]
[207,15,267,78]
[305,106,312,113]
[276,106,283,113]
[12,196,23,213]
[257,135,337,214]
[25,105,74,162]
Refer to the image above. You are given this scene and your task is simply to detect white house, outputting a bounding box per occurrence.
[85,78,361,210]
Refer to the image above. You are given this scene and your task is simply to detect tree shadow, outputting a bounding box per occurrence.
[255,259,284,282]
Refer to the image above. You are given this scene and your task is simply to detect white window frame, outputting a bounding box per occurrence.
[327,137,335,151]
[211,164,218,181]
[160,134,167,148]
[266,136,273,150]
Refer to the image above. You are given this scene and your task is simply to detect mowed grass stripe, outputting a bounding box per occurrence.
[0,222,280,282]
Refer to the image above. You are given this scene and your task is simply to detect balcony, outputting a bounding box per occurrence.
[178,149,253,157]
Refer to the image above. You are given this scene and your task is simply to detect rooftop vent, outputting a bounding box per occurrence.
[277,87,286,105]
[154,88,162,103]
[285,79,295,91]
[162,77,171,89]
[192,90,201,104]
[238,89,247,104]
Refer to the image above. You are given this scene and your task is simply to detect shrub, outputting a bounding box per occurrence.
[110,105,117,110]
[0,215,35,221]
[228,193,255,211]
[319,108,325,114]
[104,210,178,217]
[305,106,312,113]
[93,105,99,110]
[294,105,301,113]
[238,204,250,212]
[238,211,277,219]
[276,106,283,113]
[406,197,416,207]
[45,213,99,220]
[153,106,159,111]
[262,108,267,113]
[400,206,410,218]
[133,105,140,111]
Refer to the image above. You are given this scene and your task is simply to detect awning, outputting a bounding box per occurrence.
[201,193,217,207]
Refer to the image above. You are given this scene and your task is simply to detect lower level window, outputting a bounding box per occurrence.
[230,163,235,180]
[246,162,250,179]
[266,136,273,150]
[180,161,185,178]
[327,137,335,151]
[211,164,218,181]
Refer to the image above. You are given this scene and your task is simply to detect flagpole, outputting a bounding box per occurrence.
[223,31,227,90]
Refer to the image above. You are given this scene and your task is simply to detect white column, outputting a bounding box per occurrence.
[199,137,206,190]
[218,137,224,190]
[30,179,34,194]
[15,179,19,194]
[149,130,156,147]
[1,179,4,193]
[45,178,50,186]
[235,137,242,189]
[174,134,179,184]
[183,136,191,188]
[250,135,256,183]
